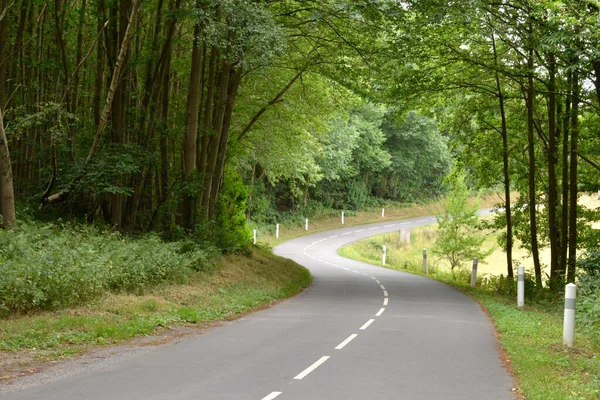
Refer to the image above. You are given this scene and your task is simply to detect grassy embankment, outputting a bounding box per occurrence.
[340,227,600,400]
[0,222,311,380]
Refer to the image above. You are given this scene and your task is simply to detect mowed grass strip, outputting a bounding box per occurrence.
[0,248,311,366]
[340,229,600,400]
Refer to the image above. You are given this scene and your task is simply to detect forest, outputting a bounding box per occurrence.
[0,0,599,292]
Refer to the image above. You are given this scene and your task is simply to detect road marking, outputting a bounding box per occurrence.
[335,334,358,350]
[329,235,338,239]
[380,284,386,290]
[416,219,427,223]
[294,356,330,380]
[341,232,352,236]
[323,262,332,265]
[352,270,360,274]
[319,238,327,242]
[376,308,385,316]
[312,241,319,245]
[360,319,375,330]
[383,298,388,306]
[343,267,350,271]
[361,273,369,276]
[368,227,380,230]
[262,392,282,400]
[375,280,381,284]
[371,276,377,280]
[384,224,396,228]
[383,290,388,296]
[399,222,409,225]
[354,229,365,233]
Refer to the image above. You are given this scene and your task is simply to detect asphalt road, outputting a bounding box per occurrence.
[1,214,515,400]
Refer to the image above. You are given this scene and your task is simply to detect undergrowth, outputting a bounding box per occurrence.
[0,221,219,315]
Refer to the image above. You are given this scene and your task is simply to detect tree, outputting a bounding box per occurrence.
[433,168,491,270]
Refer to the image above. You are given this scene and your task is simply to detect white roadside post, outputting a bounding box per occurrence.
[276,224,280,239]
[305,218,308,231]
[423,248,428,274]
[563,283,577,347]
[517,265,525,308]
[470,257,478,287]
[381,208,385,218]
[253,229,257,245]
[341,212,344,225]
[382,246,387,266]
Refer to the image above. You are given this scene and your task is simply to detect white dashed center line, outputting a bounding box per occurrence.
[335,334,358,350]
[294,356,330,380]
[376,308,386,316]
[368,227,380,230]
[341,232,352,236]
[383,290,388,297]
[383,298,388,306]
[384,224,396,228]
[360,319,375,330]
[329,235,338,239]
[261,392,282,400]
[379,284,386,290]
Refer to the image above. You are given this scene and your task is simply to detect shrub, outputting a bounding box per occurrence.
[0,222,216,315]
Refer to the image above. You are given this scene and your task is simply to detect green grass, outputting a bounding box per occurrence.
[0,248,311,367]
[341,228,600,400]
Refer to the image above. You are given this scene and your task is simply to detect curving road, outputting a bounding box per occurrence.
[1,214,514,400]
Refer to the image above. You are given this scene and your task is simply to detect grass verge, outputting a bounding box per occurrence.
[0,247,311,381]
[340,231,600,400]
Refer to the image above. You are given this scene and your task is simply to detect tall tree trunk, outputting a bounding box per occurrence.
[491,30,513,279]
[202,60,231,220]
[182,22,204,230]
[209,67,242,218]
[546,53,561,289]
[526,42,542,287]
[560,72,571,276]
[94,0,106,126]
[567,69,579,283]
[0,0,9,107]
[0,106,15,227]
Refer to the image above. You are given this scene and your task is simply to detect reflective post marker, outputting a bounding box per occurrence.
[517,265,524,308]
[382,246,386,266]
[423,248,428,274]
[253,229,257,245]
[276,224,279,239]
[563,283,577,347]
[305,218,308,231]
[341,212,344,225]
[382,208,385,218]
[470,257,478,287]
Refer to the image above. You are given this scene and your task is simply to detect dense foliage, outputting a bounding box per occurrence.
[0,220,217,315]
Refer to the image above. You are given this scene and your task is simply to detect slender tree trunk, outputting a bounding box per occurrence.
[94,0,105,126]
[199,47,218,175]
[526,43,542,287]
[209,67,242,218]
[202,60,231,219]
[182,22,204,230]
[0,106,15,227]
[567,69,579,283]
[491,30,513,278]
[546,53,561,288]
[560,72,571,276]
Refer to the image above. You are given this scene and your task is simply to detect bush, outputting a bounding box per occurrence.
[0,222,217,315]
